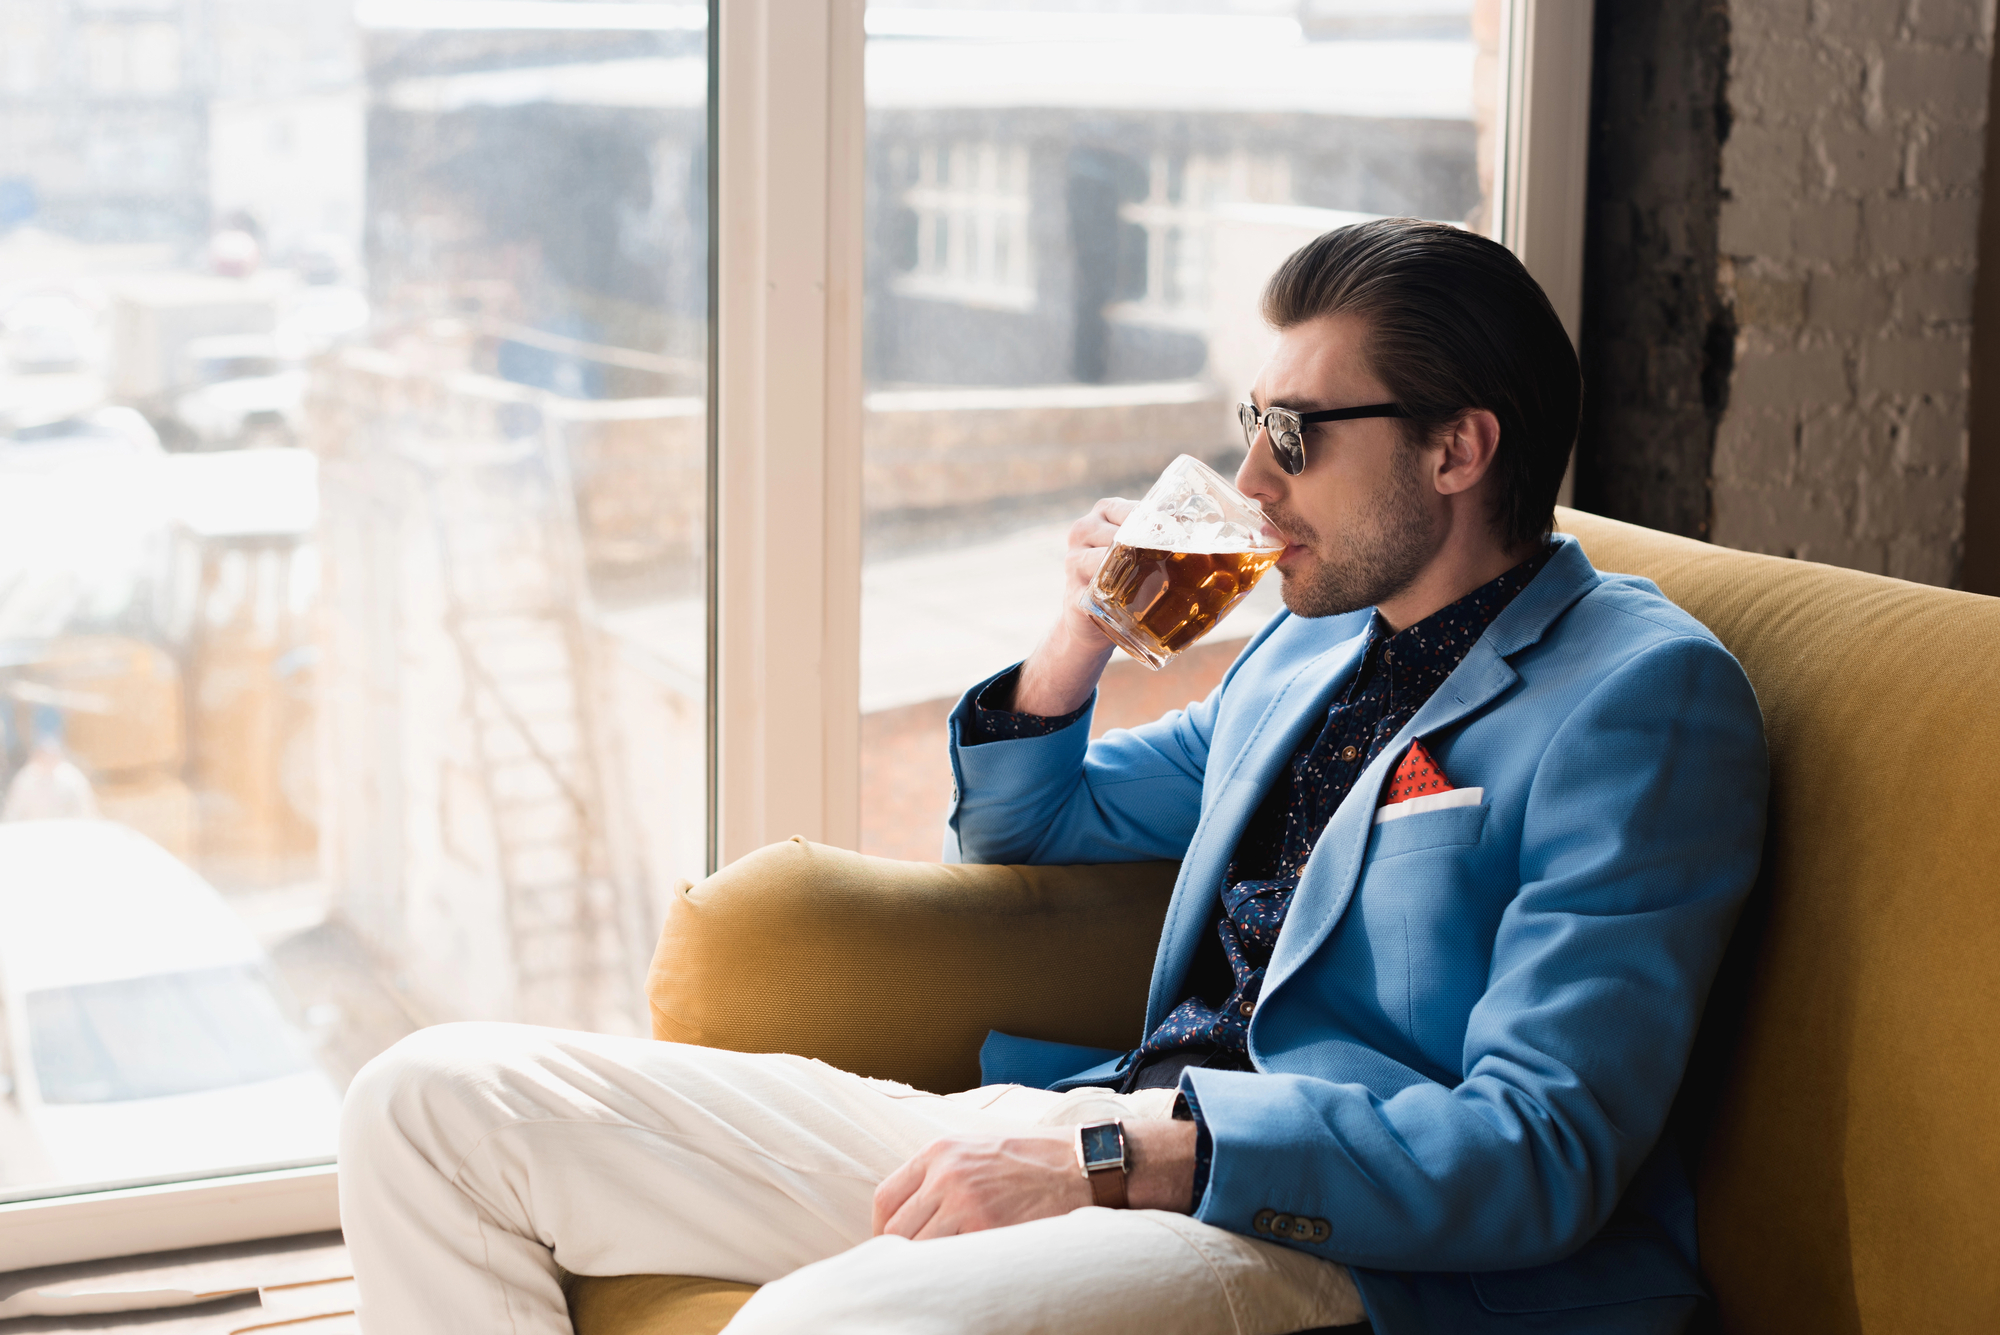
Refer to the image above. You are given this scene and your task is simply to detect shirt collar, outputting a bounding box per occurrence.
[1364,541,1557,696]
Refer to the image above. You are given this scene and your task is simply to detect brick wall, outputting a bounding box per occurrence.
[1712,0,1993,583]
[1582,0,1995,587]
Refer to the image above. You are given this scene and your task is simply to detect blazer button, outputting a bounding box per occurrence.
[1252,1209,1276,1235]
[1310,1218,1331,1243]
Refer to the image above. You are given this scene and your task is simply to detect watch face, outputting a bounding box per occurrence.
[1079,1122,1124,1171]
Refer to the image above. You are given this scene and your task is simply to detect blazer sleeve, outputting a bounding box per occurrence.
[941,661,1222,866]
[1183,632,1769,1271]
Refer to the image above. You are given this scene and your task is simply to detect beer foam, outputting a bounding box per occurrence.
[1118,457,1282,553]
[1117,514,1273,553]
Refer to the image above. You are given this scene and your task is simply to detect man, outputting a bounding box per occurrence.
[340,219,1766,1335]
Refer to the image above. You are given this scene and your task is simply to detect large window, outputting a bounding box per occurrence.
[0,0,709,1212]
[858,0,1503,860]
[0,0,1591,1264]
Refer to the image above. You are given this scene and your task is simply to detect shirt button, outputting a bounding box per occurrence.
[1383,649,1394,663]
[1239,999,1254,1016]
[1340,745,1358,762]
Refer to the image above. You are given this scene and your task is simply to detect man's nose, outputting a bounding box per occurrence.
[1234,429,1282,503]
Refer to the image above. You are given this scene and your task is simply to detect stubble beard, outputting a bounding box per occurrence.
[1270,447,1440,619]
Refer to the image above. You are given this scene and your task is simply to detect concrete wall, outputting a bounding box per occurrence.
[1581,0,1996,587]
[1966,36,2000,594]
[1576,0,1734,539]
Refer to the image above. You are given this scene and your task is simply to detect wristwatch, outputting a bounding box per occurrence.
[1075,1120,1129,1208]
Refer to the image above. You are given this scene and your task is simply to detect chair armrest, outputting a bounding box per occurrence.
[645,837,1179,1093]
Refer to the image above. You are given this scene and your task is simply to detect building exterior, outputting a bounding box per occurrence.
[0,0,209,246]
[0,0,361,258]
[353,10,1486,553]
[358,13,1481,396]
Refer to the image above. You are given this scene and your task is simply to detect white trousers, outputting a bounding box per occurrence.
[338,1023,1366,1335]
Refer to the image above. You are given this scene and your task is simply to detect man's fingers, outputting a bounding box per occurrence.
[1069,498,1132,552]
[871,1153,927,1236]
[880,1183,945,1241]
[1066,545,1111,582]
[911,1205,964,1241]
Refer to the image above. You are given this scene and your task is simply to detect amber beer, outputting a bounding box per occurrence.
[1079,454,1281,669]
[1085,541,1279,668]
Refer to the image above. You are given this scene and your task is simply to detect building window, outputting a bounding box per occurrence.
[83,21,182,96]
[889,141,1035,311]
[1114,150,1295,327]
[0,17,51,95]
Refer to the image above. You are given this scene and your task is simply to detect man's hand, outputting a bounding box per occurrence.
[1010,497,1133,717]
[871,1119,1197,1240]
[872,1131,1085,1240]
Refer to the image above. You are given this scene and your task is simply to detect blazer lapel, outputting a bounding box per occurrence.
[1258,538,1604,1010]
[1142,627,1371,1032]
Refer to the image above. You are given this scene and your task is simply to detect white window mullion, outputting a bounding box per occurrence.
[713,0,865,867]
[1496,0,1594,347]
[820,0,866,861]
[1495,0,1593,507]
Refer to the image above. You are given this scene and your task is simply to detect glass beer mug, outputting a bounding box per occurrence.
[1078,454,1283,670]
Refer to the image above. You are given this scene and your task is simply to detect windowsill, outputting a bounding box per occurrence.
[1102,301,1209,334]
[888,276,1038,313]
[0,1162,339,1272]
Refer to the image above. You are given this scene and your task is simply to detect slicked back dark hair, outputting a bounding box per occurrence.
[1261,218,1581,550]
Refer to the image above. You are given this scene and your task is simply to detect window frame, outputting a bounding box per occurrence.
[1495,0,1595,346]
[1,0,1595,1266]
[0,1163,339,1271]
[1495,0,1594,503]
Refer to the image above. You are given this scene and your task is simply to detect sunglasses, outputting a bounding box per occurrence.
[1237,400,1408,476]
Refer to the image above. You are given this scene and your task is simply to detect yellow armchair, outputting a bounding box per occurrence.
[570,509,2000,1335]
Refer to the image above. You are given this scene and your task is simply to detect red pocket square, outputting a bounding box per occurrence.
[1383,740,1453,805]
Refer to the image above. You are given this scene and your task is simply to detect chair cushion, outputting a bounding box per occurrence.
[567,1275,756,1335]
[1557,508,2000,1334]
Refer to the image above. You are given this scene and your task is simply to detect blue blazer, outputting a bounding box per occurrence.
[943,537,1768,1334]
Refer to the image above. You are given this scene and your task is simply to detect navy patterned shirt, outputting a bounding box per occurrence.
[966,544,1554,1203]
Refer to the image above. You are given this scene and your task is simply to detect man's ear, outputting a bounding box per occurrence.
[1431,409,1502,496]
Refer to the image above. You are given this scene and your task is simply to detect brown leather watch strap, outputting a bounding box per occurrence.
[1078,1121,1130,1208]
[1086,1163,1129,1209]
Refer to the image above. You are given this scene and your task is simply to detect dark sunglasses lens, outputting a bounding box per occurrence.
[1238,403,1259,446]
[1276,429,1304,474]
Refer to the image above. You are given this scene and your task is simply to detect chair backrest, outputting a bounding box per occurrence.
[1557,508,2000,1335]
